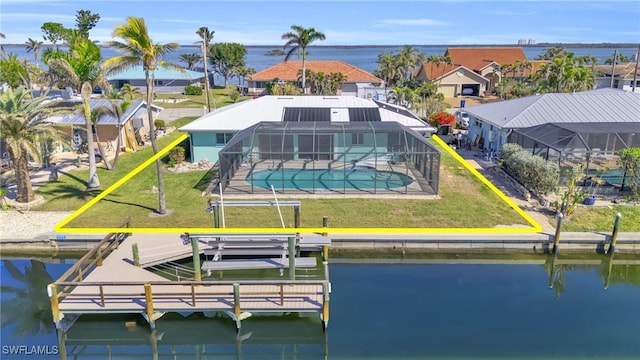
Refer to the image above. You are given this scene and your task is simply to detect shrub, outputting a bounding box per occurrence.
[618,147,640,201]
[229,88,240,103]
[168,146,186,164]
[184,85,203,95]
[501,144,559,195]
[154,119,165,130]
[553,164,587,217]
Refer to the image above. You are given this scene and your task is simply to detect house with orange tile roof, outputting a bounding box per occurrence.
[246,60,385,98]
[444,47,530,92]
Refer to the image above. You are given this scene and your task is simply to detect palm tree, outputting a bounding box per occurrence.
[196,26,214,112]
[374,52,402,95]
[282,25,326,94]
[0,260,55,336]
[46,38,108,189]
[0,87,69,202]
[104,17,181,215]
[179,53,202,70]
[25,38,43,68]
[91,100,132,170]
[118,83,141,100]
[397,45,421,81]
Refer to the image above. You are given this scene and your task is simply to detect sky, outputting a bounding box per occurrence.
[1,0,639,46]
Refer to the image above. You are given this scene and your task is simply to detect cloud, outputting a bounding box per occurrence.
[379,19,450,26]
[1,12,76,23]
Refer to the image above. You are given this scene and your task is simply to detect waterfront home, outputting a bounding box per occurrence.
[107,65,205,94]
[245,60,385,98]
[180,96,440,195]
[46,99,162,152]
[464,89,640,182]
[594,62,640,94]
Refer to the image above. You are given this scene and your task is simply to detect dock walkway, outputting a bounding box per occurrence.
[53,231,331,331]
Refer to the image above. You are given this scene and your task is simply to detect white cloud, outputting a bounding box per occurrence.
[1,12,76,23]
[379,19,450,26]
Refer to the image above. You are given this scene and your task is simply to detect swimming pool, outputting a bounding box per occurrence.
[248,167,414,190]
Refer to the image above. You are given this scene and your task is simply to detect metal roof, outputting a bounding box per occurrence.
[464,91,640,129]
[46,99,162,126]
[107,65,204,81]
[180,96,434,133]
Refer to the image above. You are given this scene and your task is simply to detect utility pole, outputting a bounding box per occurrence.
[610,50,617,88]
[632,44,640,93]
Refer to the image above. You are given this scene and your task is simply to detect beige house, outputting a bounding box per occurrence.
[414,63,489,98]
[594,62,640,94]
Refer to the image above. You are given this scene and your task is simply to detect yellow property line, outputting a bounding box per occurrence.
[55,133,542,234]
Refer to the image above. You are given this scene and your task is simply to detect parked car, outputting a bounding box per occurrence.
[455,111,470,129]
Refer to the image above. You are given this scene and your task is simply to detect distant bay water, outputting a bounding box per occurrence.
[4,45,638,86]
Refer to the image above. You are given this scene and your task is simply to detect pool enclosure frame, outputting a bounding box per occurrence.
[507,122,640,185]
[217,121,440,195]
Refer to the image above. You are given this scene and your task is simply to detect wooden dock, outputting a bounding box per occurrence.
[49,221,331,333]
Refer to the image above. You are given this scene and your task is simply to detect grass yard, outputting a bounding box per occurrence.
[547,205,640,232]
[152,87,250,109]
[56,136,531,229]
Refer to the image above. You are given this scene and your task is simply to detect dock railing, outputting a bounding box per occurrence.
[48,217,131,307]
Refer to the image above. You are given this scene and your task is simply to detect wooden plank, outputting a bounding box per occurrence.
[204,249,287,256]
[202,257,317,271]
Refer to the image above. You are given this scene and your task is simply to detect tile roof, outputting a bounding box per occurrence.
[107,65,204,81]
[464,90,640,129]
[418,62,463,81]
[594,62,640,79]
[248,60,383,83]
[46,99,162,126]
[445,47,528,72]
[180,96,433,133]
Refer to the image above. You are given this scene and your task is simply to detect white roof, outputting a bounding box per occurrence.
[180,96,434,133]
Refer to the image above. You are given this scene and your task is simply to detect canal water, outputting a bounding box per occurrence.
[1,256,639,359]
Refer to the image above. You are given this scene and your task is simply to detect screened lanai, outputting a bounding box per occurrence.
[508,122,640,185]
[217,121,440,195]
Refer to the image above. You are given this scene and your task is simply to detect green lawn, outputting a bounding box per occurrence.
[152,87,250,109]
[36,116,639,231]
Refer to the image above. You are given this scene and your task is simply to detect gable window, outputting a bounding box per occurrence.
[352,133,364,145]
[216,133,234,145]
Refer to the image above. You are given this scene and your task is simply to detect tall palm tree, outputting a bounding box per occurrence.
[25,38,44,68]
[46,38,108,189]
[374,52,402,95]
[196,26,214,112]
[104,17,181,215]
[397,45,421,81]
[282,25,326,94]
[179,53,202,70]
[0,87,69,202]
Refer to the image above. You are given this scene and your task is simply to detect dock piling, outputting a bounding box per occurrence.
[144,284,155,329]
[233,283,241,331]
[552,213,563,255]
[96,247,103,266]
[322,282,330,331]
[47,284,61,329]
[322,216,329,260]
[132,243,140,267]
[608,212,622,254]
[191,236,202,282]
[294,205,301,228]
[288,236,296,280]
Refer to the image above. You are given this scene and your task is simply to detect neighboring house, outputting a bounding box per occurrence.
[594,62,640,94]
[107,65,205,94]
[444,47,530,92]
[464,89,640,156]
[180,95,436,164]
[46,99,163,152]
[414,63,489,97]
[246,60,385,98]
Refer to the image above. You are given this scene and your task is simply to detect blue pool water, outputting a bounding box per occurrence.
[248,167,414,190]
